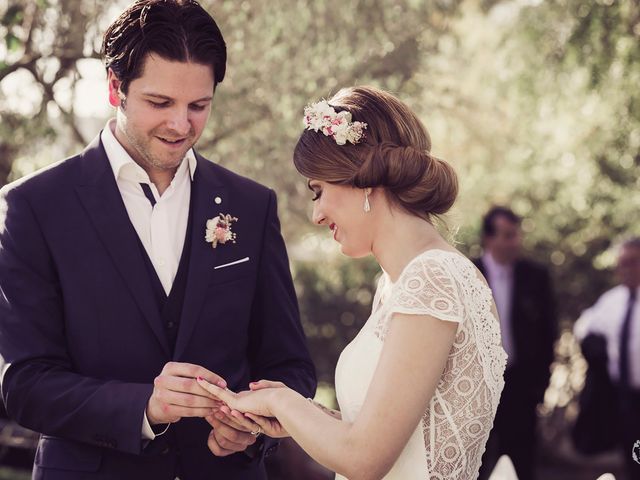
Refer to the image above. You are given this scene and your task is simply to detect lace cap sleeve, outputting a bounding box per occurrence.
[388,252,464,324]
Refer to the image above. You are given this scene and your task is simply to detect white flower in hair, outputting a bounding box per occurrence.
[303,100,367,145]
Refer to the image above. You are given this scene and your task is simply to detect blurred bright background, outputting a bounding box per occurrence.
[1,0,640,478]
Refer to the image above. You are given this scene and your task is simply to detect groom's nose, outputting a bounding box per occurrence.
[166,108,191,137]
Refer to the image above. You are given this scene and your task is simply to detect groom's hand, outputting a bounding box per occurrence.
[205,412,258,456]
[147,362,226,425]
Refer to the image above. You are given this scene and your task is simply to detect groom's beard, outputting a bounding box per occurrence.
[118,104,197,172]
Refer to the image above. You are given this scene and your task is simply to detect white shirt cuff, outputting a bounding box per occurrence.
[142,411,170,440]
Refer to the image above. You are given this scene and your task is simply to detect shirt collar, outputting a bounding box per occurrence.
[483,252,513,276]
[100,118,197,184]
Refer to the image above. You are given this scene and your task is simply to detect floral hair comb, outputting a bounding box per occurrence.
[303,100,367,145]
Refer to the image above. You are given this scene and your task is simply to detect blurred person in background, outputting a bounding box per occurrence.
[574,237,640,480]
[475,206,558,480]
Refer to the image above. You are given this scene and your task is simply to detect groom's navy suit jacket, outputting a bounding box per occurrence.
[0,136,316,479]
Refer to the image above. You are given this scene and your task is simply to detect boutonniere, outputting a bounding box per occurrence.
[205,213,238,249]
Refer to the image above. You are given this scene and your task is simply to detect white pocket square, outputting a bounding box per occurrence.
[214,256,250,270]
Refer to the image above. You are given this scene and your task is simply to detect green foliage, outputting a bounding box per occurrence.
[460,0,640,323]
[2,5,24,27]
[294,255,380,384]
[192,0,464,234]
[4,33,20,53]
[0,468,31,480]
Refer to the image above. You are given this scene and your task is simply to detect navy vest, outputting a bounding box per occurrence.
[136,185,194,353]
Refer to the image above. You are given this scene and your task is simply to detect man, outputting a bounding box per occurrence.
[574,238,640,479]
[474,206,557,480]
[0,1,316,479]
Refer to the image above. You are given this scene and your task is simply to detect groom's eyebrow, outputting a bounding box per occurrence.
[143,93,213,103]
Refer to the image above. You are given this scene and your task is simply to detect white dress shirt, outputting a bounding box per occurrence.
[574,284,640,389]
[483,253,515,366]
[101,119,196,295]
[101,119,196,439]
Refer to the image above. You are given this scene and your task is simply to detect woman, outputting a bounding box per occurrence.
[198,86,506,479]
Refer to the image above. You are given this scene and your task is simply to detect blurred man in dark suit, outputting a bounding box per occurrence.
[475,206,557,480]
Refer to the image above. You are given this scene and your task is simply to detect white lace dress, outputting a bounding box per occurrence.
[334,250,506,480]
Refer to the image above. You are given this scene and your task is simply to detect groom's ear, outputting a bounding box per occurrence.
[107,69,124,107]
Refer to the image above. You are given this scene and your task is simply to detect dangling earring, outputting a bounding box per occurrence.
[364,189,371,213]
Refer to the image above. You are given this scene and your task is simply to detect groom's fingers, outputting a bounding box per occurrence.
[158,390,218,409]
[212,409,246,432]
[216,407,259,433]
[161,362,227,389]
[155,374,221,399]
[148,363,227,425]
[206,415,256,456]
[164,405,214,419]
[207,429,237,457]
[206,415,256,445]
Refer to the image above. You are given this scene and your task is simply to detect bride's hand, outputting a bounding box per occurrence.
[244,411,289,438]
[223,380,290,438]
[214,405,290,439]
[197,377,276,417]
[249,379,287,391]
[198,378,291,438]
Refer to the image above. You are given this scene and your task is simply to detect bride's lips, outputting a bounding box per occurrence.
[330,223,338,240]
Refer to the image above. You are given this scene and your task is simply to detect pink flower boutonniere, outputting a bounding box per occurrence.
[205,213,238,248]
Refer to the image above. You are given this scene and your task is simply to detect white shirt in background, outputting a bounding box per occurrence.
[483,252,515,367]
[574,284,640,389]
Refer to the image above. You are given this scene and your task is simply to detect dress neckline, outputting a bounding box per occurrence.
[383,248,466,287]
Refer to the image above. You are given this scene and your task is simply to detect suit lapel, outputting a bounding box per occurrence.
[476,258,487,278]
[510,261,523,338]
[75,136,171,356]
[174,153,227,358]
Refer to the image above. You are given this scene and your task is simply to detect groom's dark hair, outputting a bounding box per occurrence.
[101,0,226,94]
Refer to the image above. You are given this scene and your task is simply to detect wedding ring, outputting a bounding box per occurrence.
[250,427,263,436]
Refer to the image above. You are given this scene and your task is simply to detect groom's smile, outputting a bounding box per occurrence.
[108,54,215,178]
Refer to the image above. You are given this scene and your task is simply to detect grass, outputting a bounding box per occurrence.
[0,468,30,480]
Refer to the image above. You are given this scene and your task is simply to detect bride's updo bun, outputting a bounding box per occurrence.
[294,86,458,221]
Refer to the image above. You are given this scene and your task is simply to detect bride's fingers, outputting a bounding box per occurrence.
[228,409,261,432]
[196,377,236,404]
[245,413,279,435]
[217,405,256,432]
[244,413,269,427]
[249,379,286,391]
[213,408,251,432]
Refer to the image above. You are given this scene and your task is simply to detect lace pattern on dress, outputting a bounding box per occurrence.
[373,250,506,479]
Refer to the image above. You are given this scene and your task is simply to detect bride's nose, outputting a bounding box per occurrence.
[312,203,325,225]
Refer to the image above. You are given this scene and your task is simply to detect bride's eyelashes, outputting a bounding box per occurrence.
[307,179,322,201]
